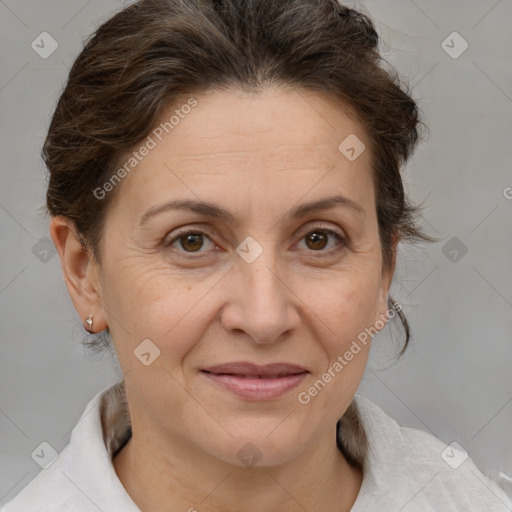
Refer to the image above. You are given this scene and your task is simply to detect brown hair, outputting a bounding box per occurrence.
[43,0,437,355]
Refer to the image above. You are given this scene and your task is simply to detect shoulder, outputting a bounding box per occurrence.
[0,445,94,512]
[1,382,137,512]
[350,394,512,512]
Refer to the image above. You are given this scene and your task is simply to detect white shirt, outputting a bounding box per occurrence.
[2,381,511,511]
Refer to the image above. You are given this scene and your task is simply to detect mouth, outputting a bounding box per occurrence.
[200,362,309,400]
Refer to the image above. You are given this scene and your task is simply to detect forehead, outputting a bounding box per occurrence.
[158,86,364,156]
[107,87,373,215]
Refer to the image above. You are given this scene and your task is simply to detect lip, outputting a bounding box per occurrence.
[200,362,309,400]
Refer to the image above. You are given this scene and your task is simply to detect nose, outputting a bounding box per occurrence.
[219,248,300,345]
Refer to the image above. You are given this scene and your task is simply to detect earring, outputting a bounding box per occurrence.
[84,314,94,333]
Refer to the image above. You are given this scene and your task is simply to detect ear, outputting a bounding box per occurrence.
[49,216,108,333]
[374,234,399,329]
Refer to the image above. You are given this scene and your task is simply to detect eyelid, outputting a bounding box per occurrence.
[296,222,345,238]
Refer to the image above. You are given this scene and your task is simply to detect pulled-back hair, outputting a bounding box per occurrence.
[43,0,437,356]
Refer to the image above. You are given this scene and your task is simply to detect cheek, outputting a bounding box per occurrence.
[300,265,382,341]
[297,272,376,416]
[295,266,380,408]
[100,255,221,355]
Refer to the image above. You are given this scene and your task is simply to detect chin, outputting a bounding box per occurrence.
[199,423,311,469]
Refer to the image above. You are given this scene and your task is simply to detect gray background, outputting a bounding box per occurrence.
[1,0,511,505]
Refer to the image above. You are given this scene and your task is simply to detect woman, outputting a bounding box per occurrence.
[2,0,511,510]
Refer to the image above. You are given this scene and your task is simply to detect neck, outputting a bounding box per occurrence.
[113,421,363,512]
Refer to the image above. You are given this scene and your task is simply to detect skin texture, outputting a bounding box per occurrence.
[50,86,397,512]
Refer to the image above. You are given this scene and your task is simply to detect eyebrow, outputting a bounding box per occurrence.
[139,194,365,227]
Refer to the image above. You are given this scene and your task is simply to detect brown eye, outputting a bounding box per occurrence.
[165,230,215,254]
[179,233,204,252]
[297,227,345,253]
[305,231,328,250]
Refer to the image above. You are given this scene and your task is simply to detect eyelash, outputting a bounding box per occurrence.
[163,226,347,257]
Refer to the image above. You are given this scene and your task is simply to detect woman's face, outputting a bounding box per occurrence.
[88,87,395,466]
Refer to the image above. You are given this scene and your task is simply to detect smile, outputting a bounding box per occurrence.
[200,362,309,400]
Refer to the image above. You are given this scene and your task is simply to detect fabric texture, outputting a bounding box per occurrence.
[2,380,511,511]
